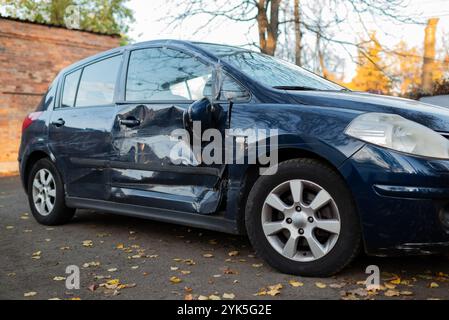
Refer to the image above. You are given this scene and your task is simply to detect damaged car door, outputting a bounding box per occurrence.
[110,46,226,214]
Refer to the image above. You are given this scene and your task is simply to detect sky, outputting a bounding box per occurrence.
[127,0,449,81]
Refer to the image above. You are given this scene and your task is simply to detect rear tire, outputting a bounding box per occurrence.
[27,158,75,226]
[245,159,361,277]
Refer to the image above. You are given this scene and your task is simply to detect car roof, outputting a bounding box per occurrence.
[60,40,253,75]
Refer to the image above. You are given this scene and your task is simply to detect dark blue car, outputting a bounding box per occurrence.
[18,40,449,276]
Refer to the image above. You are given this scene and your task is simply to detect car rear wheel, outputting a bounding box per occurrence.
[245,158,361,277]
[27,158,75,225]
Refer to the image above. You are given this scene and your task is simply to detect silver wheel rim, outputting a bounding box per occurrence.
[261,179,341,262]
[32,169,56,216]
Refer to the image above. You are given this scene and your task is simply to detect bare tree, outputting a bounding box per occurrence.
[293,0,301,65]
[165,0,413,64]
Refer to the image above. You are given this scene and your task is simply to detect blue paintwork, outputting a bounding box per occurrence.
[18,40,449,255]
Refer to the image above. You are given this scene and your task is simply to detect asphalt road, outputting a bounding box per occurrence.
[1,176,449,300]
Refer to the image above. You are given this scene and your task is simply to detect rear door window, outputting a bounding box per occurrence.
[75,55,122,107]
[61,69,81,108]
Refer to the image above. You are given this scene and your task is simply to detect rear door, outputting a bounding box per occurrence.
[49,53,123,200]
[110,46,227,214]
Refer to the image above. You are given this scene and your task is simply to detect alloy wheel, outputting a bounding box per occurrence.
[32,169,56,216]
[261,179,341,262]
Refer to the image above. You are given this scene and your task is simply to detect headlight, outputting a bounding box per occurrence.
[345,113,449,159]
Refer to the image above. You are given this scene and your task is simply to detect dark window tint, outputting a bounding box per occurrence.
[76,55,122,107]
[126,48,212,101]
[220,74,250,101]
[61,69,81,108]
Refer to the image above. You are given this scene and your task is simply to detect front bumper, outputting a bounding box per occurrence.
[340,144,449,256]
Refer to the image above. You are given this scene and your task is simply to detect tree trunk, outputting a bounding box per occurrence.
[256,0,281,56]
[294,0,302,66]
[422,18,439,93]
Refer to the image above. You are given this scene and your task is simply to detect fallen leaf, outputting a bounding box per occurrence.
[315,282,327,289]
[203,253,214,258]
[228,251,239,257]
[170,276,182,284]
[82,261,100,268]
[60,246,70,250]
[390,277,401,285]
[209,294,221,300]
[82,240,93,247]
[384,289,400,297]
[223,293,235,299]
[266,283,283,296]
[252,263,263,268]
[131,266,139,270]
[6,226,14,230]
[430,282,439,288]
[289,280,304,287]
[184,294,193,300]
[107,268,118,272]
[170,266,179,271]
[329,283,346,289]
[31,251,41,259]
[70,297,81,300]
[24,292,37,297]
[184,287,193,293]
[116,243,124,249]
[88,284,98,292]
[53,276,66,281]
[181,270,191,275]
[198,295,209,300]
[400,291,414,296]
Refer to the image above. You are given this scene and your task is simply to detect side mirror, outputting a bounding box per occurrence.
[183,97,223,140]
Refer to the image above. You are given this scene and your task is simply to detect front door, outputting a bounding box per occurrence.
[49,54,123,200]
[110,46,229,214]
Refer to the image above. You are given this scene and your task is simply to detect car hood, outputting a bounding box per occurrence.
[285,90,449,132]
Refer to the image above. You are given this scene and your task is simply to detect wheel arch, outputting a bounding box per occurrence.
[234,146,358,236]
[22,150,51,194]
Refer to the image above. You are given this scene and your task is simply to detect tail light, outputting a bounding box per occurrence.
[22,112,43,132]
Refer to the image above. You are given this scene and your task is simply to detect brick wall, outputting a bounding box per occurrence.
[0,17,121,174]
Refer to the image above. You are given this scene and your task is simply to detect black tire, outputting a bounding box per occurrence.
[245,158,361,277]
[27,158,75,226]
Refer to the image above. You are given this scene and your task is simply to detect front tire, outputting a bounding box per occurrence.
[27,158,75,225]
[245,159,361,277]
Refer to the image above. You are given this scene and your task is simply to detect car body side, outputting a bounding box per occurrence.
[18,40,449,256]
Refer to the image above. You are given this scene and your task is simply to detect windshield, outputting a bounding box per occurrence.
[197,43,344,91]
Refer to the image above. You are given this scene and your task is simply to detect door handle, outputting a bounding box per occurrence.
[51,118,65,127]
[119,118,141,128]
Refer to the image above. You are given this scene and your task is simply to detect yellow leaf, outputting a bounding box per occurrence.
[181,270,191,275]
[315,282,327,289]
[390,277,401,285]
[228,251,239,257]
[384,289,400,297]
[116,243,124,249]
[198,295,209,300]
[53,276,66,281]
[106,279,120,286]
[252,263,263,268]
[107,268,118,272]
[209,294,221,300]
[6,226,14,230]
[82,240,93,247]
[203,253,214,258]
[430,282,439,288]
[170,276,182,284]
[384,283,396,290]
[223,293,235,299]
[24,292,37,297]
[289,280,304,287]
[400,291,414,296]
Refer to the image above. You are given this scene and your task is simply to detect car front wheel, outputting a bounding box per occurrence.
[245,159,361,277]
[27,158,75,225]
